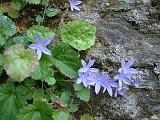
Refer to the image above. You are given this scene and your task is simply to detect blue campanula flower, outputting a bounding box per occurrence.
[77,59,140,97]
[114,86,129,97]
[77,59,99,88]
[118,58,138,75]
[68,0,82,11]
[114,70,131,88]
[99,73,118,96]
[28,34,52,60]
[133,77,140,88]
[114,58,139,88]
[78,59,95,73]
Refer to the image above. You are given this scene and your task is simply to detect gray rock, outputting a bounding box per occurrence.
[96,0,150,12]
[154,63,160,75]
[87,17,160,67]
[115,5,160,35]
[67,0,160,119]
[90,89,160,119]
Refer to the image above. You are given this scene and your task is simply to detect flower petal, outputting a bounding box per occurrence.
[76,78,83,84]
[71,5,80,11]
[109,80,118,87]
[134,78,140,88]
[37,48,42,60]
[28,44,37,49]
[42,38,52,46]
[87,59,94,68]
[75,1,82,5]
[125,68,138,74]
[36,34,41,43]
[126,60,135,68]
[121,58,126,68]
[118,79,123,88]
[41,47,52,56]
[122,77,130,85]
[106,85,113,96]
[95,83,101,94]
[81,59,87,67]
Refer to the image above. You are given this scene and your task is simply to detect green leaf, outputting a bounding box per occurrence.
[0,7,3,15]
[24,0,41,4]
[33,89,46,103]
[0,54,3,66]
[0,15,16,46]
[46,8,60,17]
[59,92,71,105]
[52,44,81,78]
[60,20,96,50]
[12,2,22,11]
[41,0,49,6]
[12,35,28,47]
[0,81,33,120]
[24,79,35,87]
[8,9,19,18]
[74,84,90,102]
[31,55,55,85]
[36,15,44,23]
[80,114,92,120]
[3,44,39,82]
[17,101,53,120]
[45,77,56,85]
[68,103,78,112]
[52,109,72,120]
[31,65,43,80]
[27,25,54,42]
[0,67,3,76]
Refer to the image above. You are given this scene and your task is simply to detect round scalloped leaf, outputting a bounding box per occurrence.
[60,20,96,50]
[52,109,72,120]
[0,15,16,45]
[24,0,41,4]
[27,25,54,42]
[3,44,39,82]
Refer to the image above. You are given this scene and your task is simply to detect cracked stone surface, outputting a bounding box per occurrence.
[68,0,160,119]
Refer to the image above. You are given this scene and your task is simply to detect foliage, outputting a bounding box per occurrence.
[31,55,55,85]
[0,81,33,120]
[3,44,39,82]
[23,0,41,5]
[80,114,92,120]
[74,84,91,102]
[60,20,96,50]
[46,8,60,17]
[27,25,54,42]
[0,15,16,46]
[12,35,28,47]
[68,103,78,112]
[36,15,44,23]
[17,101,53,120]
[52,44,81,78]
[8,9,19,18]
[52,109,72,120]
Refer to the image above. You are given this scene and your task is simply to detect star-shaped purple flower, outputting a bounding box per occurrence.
[114,58,139,88]
[114,86,128,97]
[114,70,131,88]
[100,74,118,96]
[133,77,140,88]
[68,0,82,11]
[77,59,99,88]
[118,58,138,75]
[28,34,52,60]
[78,59,98,73]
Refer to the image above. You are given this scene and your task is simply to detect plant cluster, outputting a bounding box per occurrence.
[0,0,141,119]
